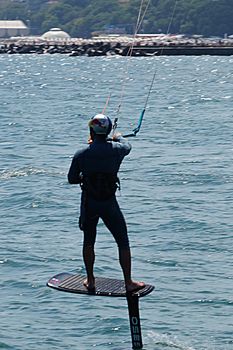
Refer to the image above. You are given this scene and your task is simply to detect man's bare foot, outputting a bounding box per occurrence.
[126,280,145,293]
[83,278,95,291]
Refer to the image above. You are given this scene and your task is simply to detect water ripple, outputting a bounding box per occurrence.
[0,55,232,350]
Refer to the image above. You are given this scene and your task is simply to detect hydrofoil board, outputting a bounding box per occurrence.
[47,272,154,297]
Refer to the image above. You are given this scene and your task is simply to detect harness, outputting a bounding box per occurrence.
[80,172,120,201]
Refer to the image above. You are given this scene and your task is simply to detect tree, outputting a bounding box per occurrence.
[0,0,233,38]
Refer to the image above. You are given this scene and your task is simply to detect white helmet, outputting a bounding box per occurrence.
[88,114,112,135]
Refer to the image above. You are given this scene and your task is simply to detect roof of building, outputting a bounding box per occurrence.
[0,20,28,29]
[41,28,70,40]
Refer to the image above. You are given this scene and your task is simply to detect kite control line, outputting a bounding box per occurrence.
[123,108,146,138]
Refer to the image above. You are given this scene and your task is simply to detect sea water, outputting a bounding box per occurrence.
[0,54,232,350]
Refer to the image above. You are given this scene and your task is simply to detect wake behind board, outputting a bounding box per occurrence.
[47,272,154,297]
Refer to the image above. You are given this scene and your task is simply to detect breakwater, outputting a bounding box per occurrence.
[1,39,233,56]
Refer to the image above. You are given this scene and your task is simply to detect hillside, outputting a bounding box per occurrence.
[0,0,233,38]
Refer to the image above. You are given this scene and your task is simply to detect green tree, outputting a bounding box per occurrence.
[1,0,233,38]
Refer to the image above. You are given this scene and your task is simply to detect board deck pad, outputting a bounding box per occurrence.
[47,272,154,297]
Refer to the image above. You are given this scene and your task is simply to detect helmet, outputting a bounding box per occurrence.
[88,114,112,135]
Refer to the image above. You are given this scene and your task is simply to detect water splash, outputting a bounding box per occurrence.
[147,331,196,350]
[0,167,65,179]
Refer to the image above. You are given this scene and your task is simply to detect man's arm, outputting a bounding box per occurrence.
[112,133,132,155]
[67,155,82,184]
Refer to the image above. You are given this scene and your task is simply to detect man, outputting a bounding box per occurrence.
[68,113,145,292]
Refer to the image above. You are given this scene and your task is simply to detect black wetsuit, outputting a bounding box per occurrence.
[68,136,131,249]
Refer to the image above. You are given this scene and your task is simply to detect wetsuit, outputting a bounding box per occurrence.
[68,136,131,249]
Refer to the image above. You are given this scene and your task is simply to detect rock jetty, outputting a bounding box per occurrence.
[1,36,233,56]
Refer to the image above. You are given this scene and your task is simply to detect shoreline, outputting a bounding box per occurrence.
[1,38,233,56]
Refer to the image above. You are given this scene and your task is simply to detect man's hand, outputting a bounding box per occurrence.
[112,132,122,141]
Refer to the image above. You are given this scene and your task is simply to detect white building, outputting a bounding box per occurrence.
[41,28,70,41]
[0,20,29,38]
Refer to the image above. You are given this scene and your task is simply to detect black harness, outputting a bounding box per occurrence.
[80,172,120,201]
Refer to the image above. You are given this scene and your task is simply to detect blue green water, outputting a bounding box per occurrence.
[0,54,232,350]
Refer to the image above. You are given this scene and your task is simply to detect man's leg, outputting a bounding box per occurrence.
[119,247,132,284]
[102,198,145,292]
[83,245,95,289]
[82,200,99,290]
[119,247,145,292]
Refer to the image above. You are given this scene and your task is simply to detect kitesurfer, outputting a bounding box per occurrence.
[68,114,145,293]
